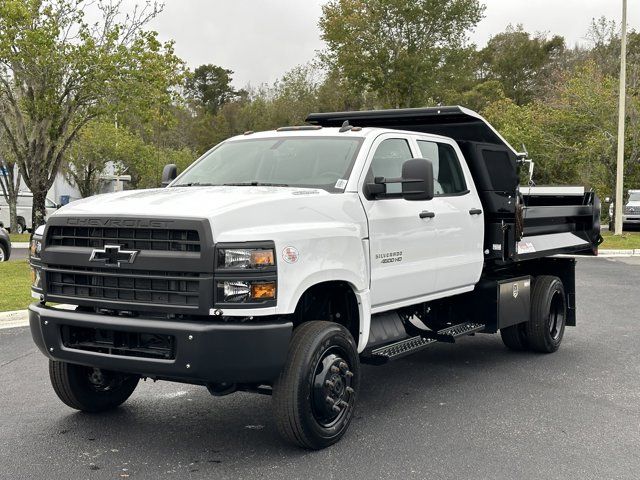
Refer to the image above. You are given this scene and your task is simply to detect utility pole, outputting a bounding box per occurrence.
[614,0,627,235]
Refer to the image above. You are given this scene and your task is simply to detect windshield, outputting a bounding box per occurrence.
[172,136,363,192]
[629,192,640,202]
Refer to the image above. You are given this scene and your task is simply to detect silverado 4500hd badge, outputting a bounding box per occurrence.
[376,251,403,264]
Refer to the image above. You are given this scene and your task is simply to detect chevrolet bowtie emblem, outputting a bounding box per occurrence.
[89,245,138,267]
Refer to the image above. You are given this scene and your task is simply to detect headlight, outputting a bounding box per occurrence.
[217,280,277,303]
[217,247,275,270]
[30,238,42,258]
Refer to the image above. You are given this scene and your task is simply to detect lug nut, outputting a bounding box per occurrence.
[330,365,340,373]
[325,396,334,405]
[346,386,354,394]
[339,361,348,372]
[332,405,341,413]
[338,400,348,408]
[345,370,354,378]
[325,380,335,389]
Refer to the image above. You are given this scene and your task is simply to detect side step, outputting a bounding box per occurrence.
[366,322,485,363]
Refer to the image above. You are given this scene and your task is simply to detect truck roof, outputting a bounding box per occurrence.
[306,106,520,156]
[227,126,454,143]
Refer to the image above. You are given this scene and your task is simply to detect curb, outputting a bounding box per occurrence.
[0,309,29,330]
[12,242,29,248]
[598,249,640,257]
[0,304,75,330]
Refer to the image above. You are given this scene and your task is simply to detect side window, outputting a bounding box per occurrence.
[368,138,413,194]
[417,140,467,195]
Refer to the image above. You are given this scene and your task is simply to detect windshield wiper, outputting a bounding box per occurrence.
[222,182,291,187]
[173,182,220,187]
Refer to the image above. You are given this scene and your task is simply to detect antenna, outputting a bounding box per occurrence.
[339,120,353,133]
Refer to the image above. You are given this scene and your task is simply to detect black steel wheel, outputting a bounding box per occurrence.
[525,276,567,353]
[49,360,139,412]
[272,321,360,450]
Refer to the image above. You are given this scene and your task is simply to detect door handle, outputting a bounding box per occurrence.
[469,208,483,215]
[419,211,435,219]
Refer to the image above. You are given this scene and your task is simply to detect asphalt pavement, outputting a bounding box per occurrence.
[1,257,639,479]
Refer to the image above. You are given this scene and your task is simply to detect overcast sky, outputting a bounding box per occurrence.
[135,0,639,88]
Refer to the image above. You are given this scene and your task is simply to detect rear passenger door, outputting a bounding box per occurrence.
[415,138,484,292]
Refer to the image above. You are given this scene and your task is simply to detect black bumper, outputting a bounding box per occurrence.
[29,304,292,384]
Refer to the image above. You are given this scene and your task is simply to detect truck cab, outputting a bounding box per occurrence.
[28,107,601,450]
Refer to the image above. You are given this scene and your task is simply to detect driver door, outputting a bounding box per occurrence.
[360,134,440,311]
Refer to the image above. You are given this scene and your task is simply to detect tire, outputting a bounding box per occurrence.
[500,322,529,351]
[0,244,6,262]
[16,218,26,235]
[49,360,139,413]
[272,321,360,450]
[525,276,566,353]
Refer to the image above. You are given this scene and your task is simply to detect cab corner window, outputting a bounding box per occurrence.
[417,141,467,196]
[368,138,413,195]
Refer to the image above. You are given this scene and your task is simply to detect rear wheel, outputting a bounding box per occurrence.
[49,360,139,412]
[272,321,360,450]
[500,322,529,351]
[525,276,566,353]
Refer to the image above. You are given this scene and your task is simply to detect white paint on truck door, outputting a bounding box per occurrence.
[360,134,440,309]
[415,139,484,291]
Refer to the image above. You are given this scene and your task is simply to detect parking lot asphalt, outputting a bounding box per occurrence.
[1,257,639,480]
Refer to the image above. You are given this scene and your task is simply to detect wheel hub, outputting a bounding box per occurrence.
[312,352,355,426]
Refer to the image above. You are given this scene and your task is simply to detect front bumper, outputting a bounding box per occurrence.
[623,215,640,224]
[29,304,292,384]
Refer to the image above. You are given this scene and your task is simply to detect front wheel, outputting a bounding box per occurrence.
[49,360,139,412]
[0,244,7,262]
[272,321,360,450]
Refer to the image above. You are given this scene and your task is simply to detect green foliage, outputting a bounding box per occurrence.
[319,0,485,108]
[479,25,565,105]
[185,64,243,116]
[0,0,182,225]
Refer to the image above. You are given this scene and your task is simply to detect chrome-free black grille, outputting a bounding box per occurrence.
[47,266,201,307]
[48,226,200,252]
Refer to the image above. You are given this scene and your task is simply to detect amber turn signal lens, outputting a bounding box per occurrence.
[251,250,275,267]
[251,282,276,299]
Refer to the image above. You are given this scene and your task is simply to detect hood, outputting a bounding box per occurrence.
[52,186,367,243]
[55,186,330,218]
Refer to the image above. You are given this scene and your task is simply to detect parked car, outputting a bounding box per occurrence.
[606,189,640,230]
[0,193,59,234]
[0,227,11,262]
[28,106,601,450]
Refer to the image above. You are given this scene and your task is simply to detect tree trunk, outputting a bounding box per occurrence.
[31,188,47,230]
[9,201,17,233]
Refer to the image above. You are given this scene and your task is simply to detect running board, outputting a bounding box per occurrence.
[365,322,485,363]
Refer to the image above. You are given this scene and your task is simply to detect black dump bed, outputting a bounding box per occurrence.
[306,106,601,263]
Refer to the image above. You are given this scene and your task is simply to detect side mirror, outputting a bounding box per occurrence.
[161,164,178,187]
[401,158,434,201]
[364,158,434,201]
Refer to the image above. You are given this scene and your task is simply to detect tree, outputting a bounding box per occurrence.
[0,131,20,232]
[0,0,182,227]
[479,25,565,105]
[319,0,485,108]
[185,64,242,115]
